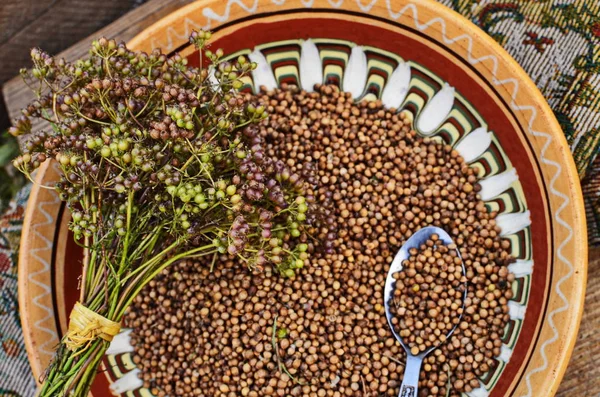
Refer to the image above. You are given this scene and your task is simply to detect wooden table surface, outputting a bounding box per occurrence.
[1,0,598,395]
[557,247,600,396]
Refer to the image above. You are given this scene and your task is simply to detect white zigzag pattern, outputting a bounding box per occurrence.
[356,0,378,12]
[150,0,259,50]
[141,1,571,395]
[28,185,61,358]
[520,109,573,397]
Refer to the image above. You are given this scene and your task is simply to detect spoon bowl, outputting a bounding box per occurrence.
[384,226,467,397]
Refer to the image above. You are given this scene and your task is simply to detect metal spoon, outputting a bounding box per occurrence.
[384,226,467,397]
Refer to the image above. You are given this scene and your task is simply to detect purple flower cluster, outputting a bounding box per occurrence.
[11,32,322,277]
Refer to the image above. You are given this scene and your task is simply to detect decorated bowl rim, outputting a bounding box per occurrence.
[18,1,587,396]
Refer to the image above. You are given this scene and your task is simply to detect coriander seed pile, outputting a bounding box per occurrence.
[389,234,466,356]
[127,84,517,397]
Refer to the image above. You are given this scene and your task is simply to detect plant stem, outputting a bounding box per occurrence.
[71,342,108,397]
[38,341,104,397]
[116,243,216,318]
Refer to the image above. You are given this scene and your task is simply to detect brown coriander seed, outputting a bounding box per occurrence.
[126,85,516,397]
[389,236,465,355]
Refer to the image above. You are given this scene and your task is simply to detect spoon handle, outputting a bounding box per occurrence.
[398,354,423,397]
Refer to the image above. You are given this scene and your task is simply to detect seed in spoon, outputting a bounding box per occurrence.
[389,234,466,355]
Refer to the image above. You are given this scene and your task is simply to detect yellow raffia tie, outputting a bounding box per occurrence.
[64,302,121,352]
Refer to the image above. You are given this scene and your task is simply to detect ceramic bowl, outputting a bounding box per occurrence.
[19,0,587,396]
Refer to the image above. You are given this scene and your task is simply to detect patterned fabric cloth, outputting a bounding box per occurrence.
[0,185,35,396]
[0,1,599,396]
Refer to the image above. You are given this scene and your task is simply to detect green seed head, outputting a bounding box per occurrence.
[118,140,129,151]
[59,154,70,166]
[194,194,206,204]
[236,150,246,159]
[226,185,237,196]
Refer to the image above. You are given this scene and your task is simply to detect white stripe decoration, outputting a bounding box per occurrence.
[207,66,220,90]
[106,329,134,356]
[496,210,531,236]
[381,61,411,109]
[300,39,323,92]
[499,344,514,362]
[417,83,455,135]
[478,168,518,201]
[343,46,368,98]
[466,384,489,397]
[509,301,526,320]
[249,48,278,92]
[109,368,143,395]
[455,127,493,163]
[508,260,534,277]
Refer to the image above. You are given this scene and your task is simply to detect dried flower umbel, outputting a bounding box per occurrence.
[11,32,315,396]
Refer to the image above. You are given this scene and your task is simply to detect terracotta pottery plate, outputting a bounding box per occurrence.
[19,1,587,396]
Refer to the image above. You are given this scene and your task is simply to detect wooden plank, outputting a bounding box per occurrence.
[556,246,600,396]
[0,0,55,43]
[0,0,142,86]
[2,0,191,124]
